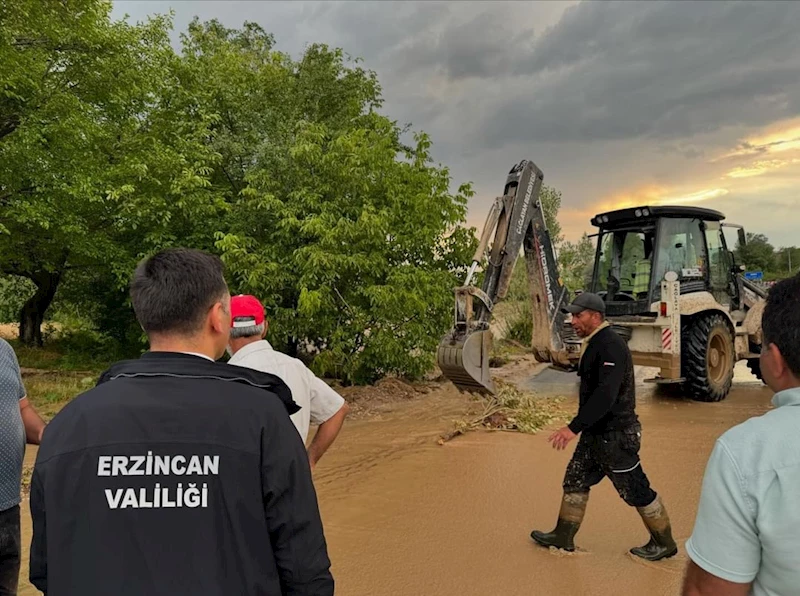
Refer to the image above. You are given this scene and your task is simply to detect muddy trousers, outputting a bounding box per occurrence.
[0,505,20,596]
[563,425,657,508]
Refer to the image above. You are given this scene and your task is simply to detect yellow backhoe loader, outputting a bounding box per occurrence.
[436,159,767,402]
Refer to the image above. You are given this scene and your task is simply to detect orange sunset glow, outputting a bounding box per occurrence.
[548,117,800,244]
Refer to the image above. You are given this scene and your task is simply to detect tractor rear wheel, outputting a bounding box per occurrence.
[682,313,735,402]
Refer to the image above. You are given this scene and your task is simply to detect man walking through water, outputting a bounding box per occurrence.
[530,292,677,560]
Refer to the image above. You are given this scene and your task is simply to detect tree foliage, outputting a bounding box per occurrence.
[1,7,477,383]
[774,246,800,277]
[0,0,224,345]
[557,233,595,292]
[173,20,476,383]
[0,275,34,323]
[735,233,776,274]
[538,185,563,246]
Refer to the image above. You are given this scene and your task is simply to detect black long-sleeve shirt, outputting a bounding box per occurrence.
[567,325,639,435]
[29,352,334,596]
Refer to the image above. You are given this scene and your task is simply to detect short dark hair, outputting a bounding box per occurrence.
[762,273,800,376]
[130,248,229,336]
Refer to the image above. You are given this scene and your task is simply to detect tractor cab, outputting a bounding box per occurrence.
[588,206,745,316]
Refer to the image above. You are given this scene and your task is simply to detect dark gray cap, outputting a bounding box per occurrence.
[562,292,605,315]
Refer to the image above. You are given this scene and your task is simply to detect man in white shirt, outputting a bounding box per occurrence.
[682,273,800,596]
[227,295,349,469]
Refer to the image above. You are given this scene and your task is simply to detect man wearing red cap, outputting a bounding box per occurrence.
[227,295,349,469]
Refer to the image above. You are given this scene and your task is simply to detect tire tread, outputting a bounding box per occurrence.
[681,313,734,402]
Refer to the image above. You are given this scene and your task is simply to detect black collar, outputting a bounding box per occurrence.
[97,351,299,415]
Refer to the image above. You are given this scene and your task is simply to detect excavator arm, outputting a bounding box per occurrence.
[436,159,576,395]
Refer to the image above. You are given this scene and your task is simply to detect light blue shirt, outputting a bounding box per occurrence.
[0,339,26,511]
[686,387,800,595]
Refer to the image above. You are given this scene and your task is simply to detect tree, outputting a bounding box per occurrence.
[557,233,595,292]
[736,233,775,274]
[0,1,223,345]
[775,246,800,276]
[539,185,563,246]
[173,20,476,383]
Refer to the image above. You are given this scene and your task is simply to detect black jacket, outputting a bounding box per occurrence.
[567,325,639,435]
[29,352,334,596]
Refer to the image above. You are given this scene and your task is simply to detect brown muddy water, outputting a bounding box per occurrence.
[17,363,771,596]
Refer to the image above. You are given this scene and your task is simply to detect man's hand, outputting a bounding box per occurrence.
[548,426,577,450]
[307,402,350,469]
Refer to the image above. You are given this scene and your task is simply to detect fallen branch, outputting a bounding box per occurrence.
[438,380,568,444]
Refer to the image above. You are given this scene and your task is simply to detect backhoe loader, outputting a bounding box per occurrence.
[436,159,767,402]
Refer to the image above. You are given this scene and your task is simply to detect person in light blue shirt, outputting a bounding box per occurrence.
[683,273,800,596]
[0,338,46,596]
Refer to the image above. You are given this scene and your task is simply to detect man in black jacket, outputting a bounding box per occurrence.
[29,248,334,595]
[530,292,677,561]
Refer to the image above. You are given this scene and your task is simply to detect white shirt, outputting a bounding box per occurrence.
[228,340,346,443]
[178,352,214,361]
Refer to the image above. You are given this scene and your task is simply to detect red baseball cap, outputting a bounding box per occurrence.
[230,294,265,328]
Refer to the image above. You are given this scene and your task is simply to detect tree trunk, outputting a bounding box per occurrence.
[19,269,62,347]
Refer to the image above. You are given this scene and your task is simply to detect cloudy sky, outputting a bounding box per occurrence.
[112,1,800,249]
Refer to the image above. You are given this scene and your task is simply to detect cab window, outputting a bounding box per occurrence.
[653,218,707,283]
[594,228,655,299]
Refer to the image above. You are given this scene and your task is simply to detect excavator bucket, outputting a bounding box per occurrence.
[436,329,496,395]
[436,159,574,395]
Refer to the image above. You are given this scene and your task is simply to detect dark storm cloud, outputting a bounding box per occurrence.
[112,1,800,147]
[398,8,534,81]
[302,2,540,79]
[315,2,451,62]
[110,1,800,247]
[476,1,800,145]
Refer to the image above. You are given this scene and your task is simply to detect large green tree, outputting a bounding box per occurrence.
[0,1,223,345]
[2,8,478,383]
[173,20,476,383]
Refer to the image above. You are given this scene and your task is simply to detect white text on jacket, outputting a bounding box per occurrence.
[98,452,220,510]
[97,453,219,476]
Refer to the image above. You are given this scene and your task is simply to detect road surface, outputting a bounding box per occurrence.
[16,362,770,595]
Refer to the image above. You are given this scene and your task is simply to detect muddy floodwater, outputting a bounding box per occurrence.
[16,363,771,595]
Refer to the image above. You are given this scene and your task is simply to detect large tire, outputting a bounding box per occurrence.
[681,314,735,402]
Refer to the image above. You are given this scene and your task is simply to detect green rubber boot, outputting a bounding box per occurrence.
[630,495,679,561]
[530,492,589,552]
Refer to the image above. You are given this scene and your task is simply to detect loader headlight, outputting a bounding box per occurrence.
[642,208,650,216]
[635,209,642,217]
